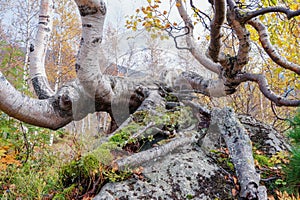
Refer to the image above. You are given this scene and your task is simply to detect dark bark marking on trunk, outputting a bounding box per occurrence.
[38,22,48,25]
[51,97,72,118]
[30,44,34,52]
[92,37,102,44]
[0,73,6,81]
[31,76,52,99]
[40,15,50,20]
[75,63,81,73]
[59,94,72,111]
[83,24,92,27]
[43,27,51,32]
[99,1,106,15]
[78,5,98,17]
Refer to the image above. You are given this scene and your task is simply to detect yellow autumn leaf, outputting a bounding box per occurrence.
[0,149,6,157]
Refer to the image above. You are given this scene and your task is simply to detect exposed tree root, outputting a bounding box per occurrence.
[113,133,197,171]
[210,107,267,200]
[96,91,268,199]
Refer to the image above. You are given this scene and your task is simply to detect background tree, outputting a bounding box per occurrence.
[46,0,81,91]
[2,0,39,89]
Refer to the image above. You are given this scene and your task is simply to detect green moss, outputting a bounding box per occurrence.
[226,161,234,171]
[109,123,141,146]
[82,155,100,175]
[254,154,273,167]
[132,110,149,123]
[165,93,179,102]
[53,184,76,200]
[93,141,127,165]
[103,169,132,182]
[151,106,195,131]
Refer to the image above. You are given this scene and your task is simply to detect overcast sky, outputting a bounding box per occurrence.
[105,0,210,30]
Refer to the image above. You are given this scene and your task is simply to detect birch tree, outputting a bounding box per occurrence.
[0,0,299,199]
[47,0,81,91]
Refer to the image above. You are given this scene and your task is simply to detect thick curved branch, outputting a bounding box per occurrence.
[242,6,300,22]
[29,0,55,99]
[248,18,300,75]
[236,73,300,107]
[176,0,221,74]
[0,71,72,129]
[174,71,229,97]
[208,0,226,62]
[74,0,112,102]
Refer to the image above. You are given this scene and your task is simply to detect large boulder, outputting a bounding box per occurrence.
[94,145,235,200]
[93,114,289,199]
[238,115,290,155]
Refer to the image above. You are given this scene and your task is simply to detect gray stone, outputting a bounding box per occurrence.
[94,145,235,200]
[94,114,289,200]
[238,115,290,155]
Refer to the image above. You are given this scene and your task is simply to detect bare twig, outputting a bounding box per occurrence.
[189,0,211,30]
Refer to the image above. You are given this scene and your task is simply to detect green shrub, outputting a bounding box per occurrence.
[288,109,300,145]
[285,109,300,194]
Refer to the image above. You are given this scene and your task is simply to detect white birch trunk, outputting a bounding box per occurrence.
[29,0,54,98]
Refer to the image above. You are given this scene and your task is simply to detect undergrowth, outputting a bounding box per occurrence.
[284,109,300,195]
[0,111,133,199]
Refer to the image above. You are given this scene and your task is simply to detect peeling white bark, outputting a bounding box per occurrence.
[0,71,72,129]
[227,0,251,73]
[29,0,53,78]
[174,71,227,97]
[75,0,112,101]
[29,0,54,98]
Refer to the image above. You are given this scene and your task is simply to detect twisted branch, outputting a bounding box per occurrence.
[176,0,221,74]
[248,18,300,75]
[242,6,300,22]
[236,73,300,106]
[208,0,226,62]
